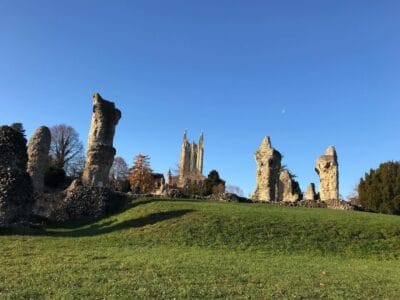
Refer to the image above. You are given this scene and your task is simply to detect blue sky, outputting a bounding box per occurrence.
[1,0,399,197]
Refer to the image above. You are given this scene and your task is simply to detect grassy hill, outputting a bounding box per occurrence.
[1,198,400,298]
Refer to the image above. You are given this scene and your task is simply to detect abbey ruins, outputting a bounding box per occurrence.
[252,136,343,208]
[0,93,123,226]
[0,92,349,227]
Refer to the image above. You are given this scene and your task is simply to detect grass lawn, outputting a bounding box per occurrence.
[1,198,400,299]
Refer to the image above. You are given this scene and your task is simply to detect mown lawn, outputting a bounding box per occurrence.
[1,198,400,299]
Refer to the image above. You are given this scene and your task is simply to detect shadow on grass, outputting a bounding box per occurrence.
[46,209,194,237]
[45,197,165,230]
[45,200,137,230]
[48,197,197,230]
[0,209,194,237]
[0,197,200,236]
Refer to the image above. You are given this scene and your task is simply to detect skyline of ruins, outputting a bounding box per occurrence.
[1,1,399,197]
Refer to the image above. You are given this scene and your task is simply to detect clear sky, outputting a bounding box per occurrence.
[1,0,399,197]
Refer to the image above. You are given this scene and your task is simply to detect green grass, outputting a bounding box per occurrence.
[1,198,400,299]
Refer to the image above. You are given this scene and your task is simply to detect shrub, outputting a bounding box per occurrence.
[204,170,225,196]
[44,166,66,189]
[358,161,400,215]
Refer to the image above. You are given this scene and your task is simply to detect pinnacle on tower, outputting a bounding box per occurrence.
[183,130,187,142]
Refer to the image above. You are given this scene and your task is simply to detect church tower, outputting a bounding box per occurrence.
[178,131,205,186]
[196,132,204,175]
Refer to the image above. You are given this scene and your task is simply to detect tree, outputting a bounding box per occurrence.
[66,154,85,178]
[110,156,129,180]
[226,185,244,197]
[50,124,84,174]
[129,154,153,194]
[44,166,67,189]
[110,156,130,192]
[10,123,26,137]
[204,170,226,196]
[358,161,400,215]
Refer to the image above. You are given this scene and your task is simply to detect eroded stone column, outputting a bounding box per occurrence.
[27,126,51,193]
[82,93,121,187]
[315,146,339,202]
[277,169,301,202]
[304,182,317,201]
[251,136,281,202]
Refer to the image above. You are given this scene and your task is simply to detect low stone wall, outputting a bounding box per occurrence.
[32,180,129,222]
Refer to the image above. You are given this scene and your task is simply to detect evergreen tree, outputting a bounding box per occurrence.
[358,161,400,215]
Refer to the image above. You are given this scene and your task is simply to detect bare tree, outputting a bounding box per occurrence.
[226,184,245,197]
[50,124,84,173]
[66,154,85,178]
[110,156,129,180]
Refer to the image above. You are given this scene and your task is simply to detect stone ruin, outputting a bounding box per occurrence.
[315,146,339,203]
[252,137,302,203]
[304,183,317,201]
[33,93,124,221]
[252,137,282,202]
[82,93,121,187]
[0,90,349,225]
[58,93,123,220]
[277,169,301,203]
[251,137,345,209]
[27,126,51,193]
[0,126,34,226]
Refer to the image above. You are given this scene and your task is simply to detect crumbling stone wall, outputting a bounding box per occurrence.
[277,170,301,202]
[27,126,51,193]
[252,137,281,202]
[82,93,121,187]
[0,126,33,226]
[315,146,339,202]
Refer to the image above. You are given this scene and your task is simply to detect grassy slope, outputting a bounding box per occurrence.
[1,198,400,299]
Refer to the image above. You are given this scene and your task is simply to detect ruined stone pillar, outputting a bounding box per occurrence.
[304,182,317,201]
[27,126,51,193]
[315,146,339,202]
[251,136,281,202]
[82,93,121,187]
[277,169,301,202]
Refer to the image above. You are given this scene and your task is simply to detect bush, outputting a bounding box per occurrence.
[111,179,131,193]
[204,170,225,196]
[358,161,400,215]
[44,166,66,189]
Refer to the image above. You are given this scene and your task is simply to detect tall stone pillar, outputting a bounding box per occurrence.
[27,126,51,193]
[315,146,339,201]
[252,136,282,202]
[82,93,121,187]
